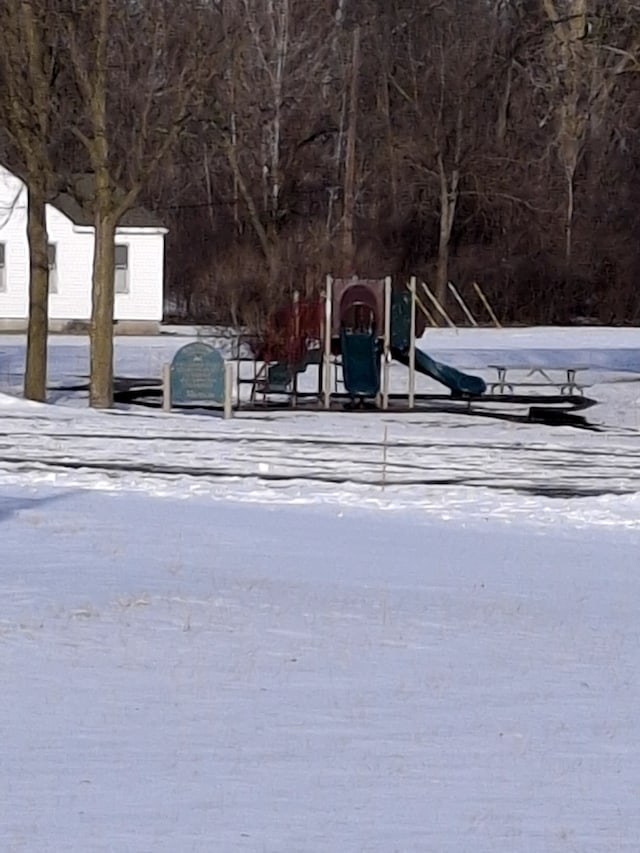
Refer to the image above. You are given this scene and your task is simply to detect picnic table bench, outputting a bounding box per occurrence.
[488,364,590,396]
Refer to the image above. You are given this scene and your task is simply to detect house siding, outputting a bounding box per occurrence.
[113,232,165,321]
[48,208,94,319]
[0,170,30,319]
[0,165,165,324]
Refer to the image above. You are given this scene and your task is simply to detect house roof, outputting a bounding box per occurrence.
[49,192,164,229]
[49,174,165,229]
[0,161,165,230]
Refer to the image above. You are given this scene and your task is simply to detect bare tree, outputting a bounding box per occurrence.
[391,2,499,304]
[212,0,335,297]
[341,25,360,274]
[540,0,640,263]
[62,0,219,408]
[0,0,62,401]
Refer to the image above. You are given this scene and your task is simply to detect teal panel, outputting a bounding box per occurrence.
[340,330,380,397]
[390,290,412,351]
[170,342,225,405]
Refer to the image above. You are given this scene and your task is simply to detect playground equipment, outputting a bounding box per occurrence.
[322,274,487,407]
[106,275,596,424]
[238,274,488,409]
[243,292,324,404]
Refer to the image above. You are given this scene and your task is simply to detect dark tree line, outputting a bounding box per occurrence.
[163,0,640,328]
[1,1,639,404]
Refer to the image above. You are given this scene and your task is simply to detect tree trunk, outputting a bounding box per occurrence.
[380,73,398,217]
[435,156,459,308]
[89,204,117,408]
[435,242,449,311]
[565,167,575,264]
[342,25,360,275]
[24,180,49,402]
[225,139,271,261]
[496,63,512,148]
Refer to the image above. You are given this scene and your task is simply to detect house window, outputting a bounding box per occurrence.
[0,243,5,292]
[115,244,129,294]
[48,244,57,294]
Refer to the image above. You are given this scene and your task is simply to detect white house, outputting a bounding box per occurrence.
[0,164,167,333]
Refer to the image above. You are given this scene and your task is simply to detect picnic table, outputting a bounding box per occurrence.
[488,364,590,396]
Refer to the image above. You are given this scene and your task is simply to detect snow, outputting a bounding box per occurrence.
[1,326,640,851]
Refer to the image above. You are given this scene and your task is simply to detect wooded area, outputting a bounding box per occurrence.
[155,0,640,329]
[1,0,640,402]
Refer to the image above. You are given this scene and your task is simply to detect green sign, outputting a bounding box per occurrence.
[170,342,225,405]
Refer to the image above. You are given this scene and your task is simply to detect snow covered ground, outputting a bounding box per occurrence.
[1,326,640,527]
[1,327,640,851]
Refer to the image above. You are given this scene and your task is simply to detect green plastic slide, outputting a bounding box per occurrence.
[340,329,380,398]
[392,347,486,396]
